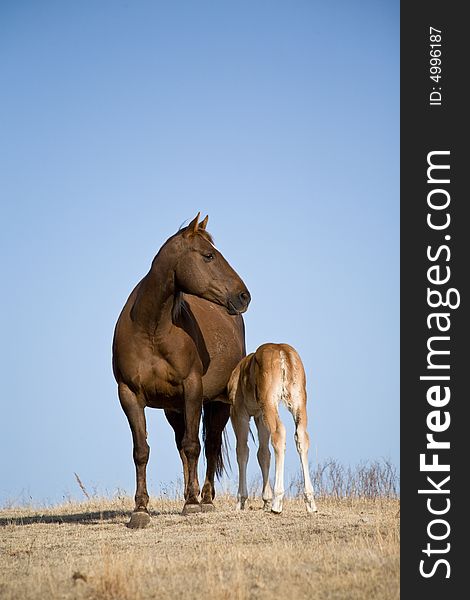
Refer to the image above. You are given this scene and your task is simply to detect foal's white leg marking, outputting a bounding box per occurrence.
[232,411,250,510]
[289,369,318,514]
[294,426,317,513]
[270,418,286,514]
[255,415,273,511]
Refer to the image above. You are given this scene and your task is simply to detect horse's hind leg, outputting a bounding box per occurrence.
[270,417,286,514]
[164,410,189,500]
[201,401,230,511]
[231,408,250,510]
[254,415,273,511]
[118,383,151,528]
[292,400,317,514]
[262,405,286,514]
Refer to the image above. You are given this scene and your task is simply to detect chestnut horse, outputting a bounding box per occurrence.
[228,343,317,514]
[113,214,250,527]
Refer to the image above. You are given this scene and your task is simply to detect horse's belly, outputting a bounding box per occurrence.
[145,392,184,410]
[201,363,236,401]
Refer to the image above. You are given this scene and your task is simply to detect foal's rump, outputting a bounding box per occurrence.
[253,343,307,415]
[228,342,307,421]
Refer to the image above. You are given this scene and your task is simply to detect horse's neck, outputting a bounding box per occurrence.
[131,255,176,334]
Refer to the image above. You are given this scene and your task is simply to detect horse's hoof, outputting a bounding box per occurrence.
[263,500,272,512]
[236,496,247,511]
[304,494,318,514]
[127,511,150,529]
[181,503,202,515]
[201,502,215,512]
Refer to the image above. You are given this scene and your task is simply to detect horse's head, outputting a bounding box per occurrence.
[171,213,251,315]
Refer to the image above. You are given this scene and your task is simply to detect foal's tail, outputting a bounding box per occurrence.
[202,402,231,479]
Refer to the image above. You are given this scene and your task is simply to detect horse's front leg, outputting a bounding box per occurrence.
[201,400,230,510]
[118,383,151,528]
[181,373,203,514]
[164,409,189,500]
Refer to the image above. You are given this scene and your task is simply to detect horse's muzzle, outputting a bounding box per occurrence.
[227,290,251,315]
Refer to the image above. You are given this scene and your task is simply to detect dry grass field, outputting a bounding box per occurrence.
[0,493,399,600]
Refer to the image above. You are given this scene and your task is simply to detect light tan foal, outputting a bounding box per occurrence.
[228,343,317,514]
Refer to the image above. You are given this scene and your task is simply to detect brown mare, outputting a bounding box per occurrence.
[112,214,250,527]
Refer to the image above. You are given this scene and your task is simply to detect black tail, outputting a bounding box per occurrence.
[202,402,231,479]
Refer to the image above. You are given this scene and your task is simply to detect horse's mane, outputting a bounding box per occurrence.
[171,290,188,324]
[171,291,211,374]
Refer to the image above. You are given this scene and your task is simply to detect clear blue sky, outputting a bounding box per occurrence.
[0,1,399,504]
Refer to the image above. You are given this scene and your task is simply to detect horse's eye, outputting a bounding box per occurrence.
[203,252,215,262]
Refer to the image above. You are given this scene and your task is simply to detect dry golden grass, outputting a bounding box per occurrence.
[0,495,399,600]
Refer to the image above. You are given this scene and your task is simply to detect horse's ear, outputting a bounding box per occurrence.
[184,212,201,236]
[200,215,209,230]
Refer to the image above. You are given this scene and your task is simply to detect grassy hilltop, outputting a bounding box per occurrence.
[0,493,399,600]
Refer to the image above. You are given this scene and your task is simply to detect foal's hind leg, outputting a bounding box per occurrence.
[292,403,317,514]
[231,409,250,510]
[254,415,273,511]
[201,401,230,511]
[118,383,151,528]
[263,409,286,514]
[164,410,189,500]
